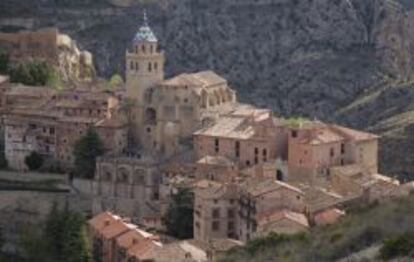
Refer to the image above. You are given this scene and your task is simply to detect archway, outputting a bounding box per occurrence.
[117,167,130,184]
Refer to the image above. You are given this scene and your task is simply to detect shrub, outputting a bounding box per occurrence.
[379,233,414,260]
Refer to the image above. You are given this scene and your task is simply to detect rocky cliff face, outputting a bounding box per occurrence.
[0,0,413,178]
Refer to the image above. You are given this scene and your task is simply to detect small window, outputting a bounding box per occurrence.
[212,221,220,231]
[291,130,298,138]
[235,141,240,158]
[212,208,220,218]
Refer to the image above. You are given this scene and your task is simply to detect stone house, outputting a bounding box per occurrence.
[2,81,127,170]
[194,107,284,169]
[287,121,379,185]
[238,178,306,242]
[193,181,239,242]
[254,209,309,237]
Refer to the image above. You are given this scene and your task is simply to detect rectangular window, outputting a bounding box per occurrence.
[291,130,298,138]
[330,148,335,157]
[212,208,220,218]
[235,141,240,158]
[215,138,219,153]
[341,143,345,154]
[228,221,234,231]
[212,221,220,231]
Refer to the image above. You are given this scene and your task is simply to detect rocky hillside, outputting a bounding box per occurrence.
[0,0,413,179]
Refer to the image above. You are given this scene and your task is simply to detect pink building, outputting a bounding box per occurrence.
[287,121,379,184]
[194,106,287,169]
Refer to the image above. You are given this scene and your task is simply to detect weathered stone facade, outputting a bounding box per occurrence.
[0,27,95,81]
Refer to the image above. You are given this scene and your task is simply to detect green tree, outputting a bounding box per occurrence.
[109,74,123,89]
[24,151,44,171]
[10,60,54,86]
[163,187,194,239]
[73,128,104,179]
[30,203,91,262]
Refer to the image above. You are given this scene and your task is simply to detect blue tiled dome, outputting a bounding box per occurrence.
[133,25,158,43]
[133,11,158,43]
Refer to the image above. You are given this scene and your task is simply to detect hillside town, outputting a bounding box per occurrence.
[0,12,414,262]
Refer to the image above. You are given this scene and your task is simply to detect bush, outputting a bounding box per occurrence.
[379,233,414,260]
[9,60,55,86]
[25,151,44,171]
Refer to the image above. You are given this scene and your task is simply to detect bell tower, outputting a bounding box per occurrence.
[126,11,165,104]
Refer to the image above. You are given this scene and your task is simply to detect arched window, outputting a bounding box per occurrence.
[148,62,152,72]
[144,108,157,125]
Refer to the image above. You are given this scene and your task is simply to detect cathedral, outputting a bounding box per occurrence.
[124,12,237,157]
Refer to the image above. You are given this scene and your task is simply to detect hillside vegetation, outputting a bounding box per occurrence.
[220,195,414,262]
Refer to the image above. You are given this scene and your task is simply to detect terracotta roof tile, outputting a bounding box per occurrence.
[256,209,309,228]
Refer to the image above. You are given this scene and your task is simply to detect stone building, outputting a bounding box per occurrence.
[92,155,163,224]
[0,27,95,81]
[287,121,379,185]
[124,14,236,157]
[238,178,306,242]
[2,82,126,170]
[88,212,200,262]
[194,106,286,169]
[193,181,239,242]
